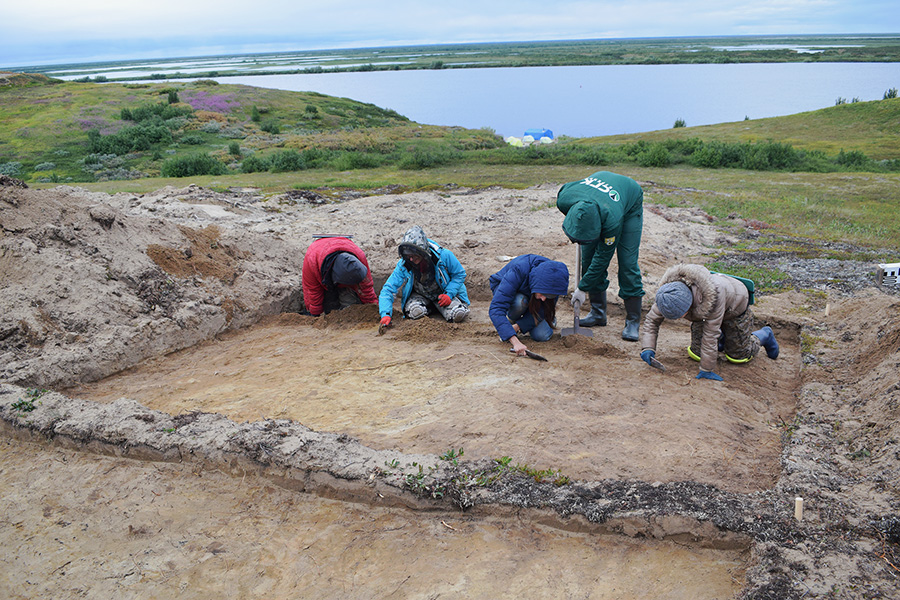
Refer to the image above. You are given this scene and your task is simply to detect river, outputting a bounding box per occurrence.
[202,62,900,138]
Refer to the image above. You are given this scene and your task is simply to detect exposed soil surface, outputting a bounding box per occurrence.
[2,176,899,598]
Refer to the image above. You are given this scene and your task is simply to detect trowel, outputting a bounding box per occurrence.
[560,244,594,338]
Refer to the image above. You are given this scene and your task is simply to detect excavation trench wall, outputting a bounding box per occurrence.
[0,384,757,551]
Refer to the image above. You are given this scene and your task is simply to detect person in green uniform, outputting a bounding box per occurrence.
[556,171,645,341]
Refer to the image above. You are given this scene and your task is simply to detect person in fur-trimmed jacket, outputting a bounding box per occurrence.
[639,263,779,381]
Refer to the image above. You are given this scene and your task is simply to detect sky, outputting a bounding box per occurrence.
[2,0,899,68]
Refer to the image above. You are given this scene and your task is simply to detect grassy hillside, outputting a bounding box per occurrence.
[0,78,500,183]
[593,98,900,160]
[2,76,899,251]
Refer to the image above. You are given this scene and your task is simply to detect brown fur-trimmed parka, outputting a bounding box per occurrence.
[640,264,750,372]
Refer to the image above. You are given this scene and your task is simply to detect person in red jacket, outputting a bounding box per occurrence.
[301,236,377,316]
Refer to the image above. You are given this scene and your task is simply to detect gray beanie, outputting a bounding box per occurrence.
[331,252,367,286]
[656,281,693,319]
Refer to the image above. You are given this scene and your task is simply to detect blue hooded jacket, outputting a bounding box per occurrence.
[489,254,570,341]
[378,226,469,317]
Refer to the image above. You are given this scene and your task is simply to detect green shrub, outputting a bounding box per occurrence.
[0,162,23,176]
[180,134,204,145]
[121,103,192,123]
[168,90,179,104]
[636,143,671,167]
[260,119,281,134]
[269,149,305,172]
[884,87,898,99]
[673,118,686,128]
[160,154,227,177]
[690,144,724,168]
[836,149,871,169]
[240,155,269,173]
[87,124,173,155]
[330,151,382,170]
[228,141,241,156]
[251,106,261,122]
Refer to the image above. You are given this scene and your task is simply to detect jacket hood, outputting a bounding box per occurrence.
[658,263,717,318]
[397,225,431,260]
[331,252,368,285]
[528,260,570,297]
[561,201,602,244]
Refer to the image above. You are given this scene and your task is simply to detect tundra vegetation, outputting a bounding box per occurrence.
[1,74,899,250]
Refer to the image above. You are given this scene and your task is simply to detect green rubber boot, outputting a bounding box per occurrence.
[621,296,642,342]
[579,291,607,327]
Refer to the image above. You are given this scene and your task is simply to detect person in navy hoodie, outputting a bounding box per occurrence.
[489,254,570,356]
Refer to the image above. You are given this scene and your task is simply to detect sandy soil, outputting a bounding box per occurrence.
[2,176,899,598]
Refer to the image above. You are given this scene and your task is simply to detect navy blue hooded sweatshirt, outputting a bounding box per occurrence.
[489,254,570,342]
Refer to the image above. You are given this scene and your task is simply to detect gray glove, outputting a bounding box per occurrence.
[571,287,586,307]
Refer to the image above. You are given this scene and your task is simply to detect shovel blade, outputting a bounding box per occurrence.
[649,357,667,372]
[561,314,594,338]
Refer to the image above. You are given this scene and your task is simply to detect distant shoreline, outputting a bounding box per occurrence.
[11,34,900,82]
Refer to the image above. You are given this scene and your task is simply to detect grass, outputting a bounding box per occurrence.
[3,77,900,252]
[593,98,900,160]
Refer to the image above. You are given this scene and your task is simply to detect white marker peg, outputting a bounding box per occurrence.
[794,497,804,522]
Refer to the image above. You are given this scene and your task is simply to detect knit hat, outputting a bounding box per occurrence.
[655,281,692,319]
[331,252,367,285]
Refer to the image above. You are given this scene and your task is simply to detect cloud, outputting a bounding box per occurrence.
[2,0,898,67]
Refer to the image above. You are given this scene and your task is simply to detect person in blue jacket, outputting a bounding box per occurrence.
[489,254,570,356]
[378,225,470,328]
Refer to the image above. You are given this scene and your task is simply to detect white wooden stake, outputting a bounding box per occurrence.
[794,497,804,522]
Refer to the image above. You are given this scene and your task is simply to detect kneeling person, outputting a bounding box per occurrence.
[489,254,569,357]
[378,226,470,328]
[301,236,377,316]
[639,264,778,381]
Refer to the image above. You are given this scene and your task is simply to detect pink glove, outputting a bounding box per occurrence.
[437,294,452,307]
[380,316,391,327]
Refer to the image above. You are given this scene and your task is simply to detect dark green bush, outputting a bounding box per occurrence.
[160,154,226,177]
[331,151,381,170]
[87,124,173,155]
[836,149,872,169]
[260,119,281,134]
[228,142,241,156]
[636,143,671,167]
[180,134,204,145]
[269,149,305,172]
[121,103,192,123]
[240,155,269,173]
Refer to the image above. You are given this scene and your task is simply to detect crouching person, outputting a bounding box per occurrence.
[301,236,377,316]
[639,264,779,381]
[489,255,569,357]
[378,225,470,329]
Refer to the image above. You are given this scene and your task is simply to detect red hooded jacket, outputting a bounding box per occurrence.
[301,237,377,315]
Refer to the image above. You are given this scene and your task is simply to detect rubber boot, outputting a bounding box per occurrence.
[753,326,779,359]
[579,291,607,327]
[621,296,642,342]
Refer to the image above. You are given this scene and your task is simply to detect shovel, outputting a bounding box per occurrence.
[561,298,594,338]
[648,356,667,372]
[561,245,593,338]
